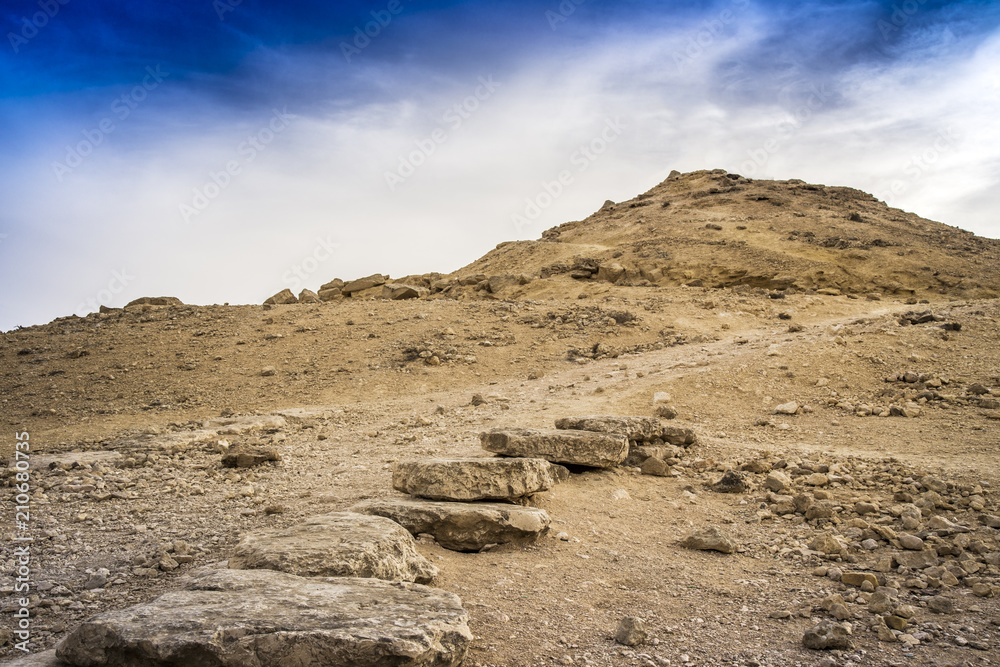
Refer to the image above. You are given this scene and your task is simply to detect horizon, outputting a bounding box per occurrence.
[2,0,999,332]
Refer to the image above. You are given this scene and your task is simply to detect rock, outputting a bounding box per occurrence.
[55,569,471,667]
[382,283,427,300]
[297,288,321,304]
[263,288,297,305]
[711,470,748,493]
[885,615,907,631]
[810,533,845,555]
[681,526,736,554]
[221,444,281,468]
[342,273,387,295]
[764,470,792,492]
[392,458,565,501]
[229,512,438,584]
[614,617,647,646]
[928,595,955,614]
[640,457,671,477]
[654,405,678,419]
[899,534,924,550]
[774,401,799,415]
[854,501,879,515]
[553,415,666,443]
[661,425,698,446]
[893,549,939,569]
[804,473,830,487]
[480,428,628,468]
[487,275,520,294]
[597,262,626,283]
[841,572,878,588]
[802,621,851,650]
[318,287,343,301]
[260,366,277,377]
[877,624,897,642]
[868,591,893,614]
[740,459,771,474]
[350,498,551,552]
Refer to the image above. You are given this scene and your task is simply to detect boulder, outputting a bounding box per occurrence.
[597,262,626,283]
[554,415,666,443]
[263,289,297,305]
[55,569,471,667]
[393,458,565,501]
[351,498,551,552]
[229,513,438,584]
[487,275,520,294]
[680,526,736,554]
[342,274,387,295]
[319,278,344,291]
[480,428,628,468]
[382,284,427,300]
[298,288,321,304]
[318,287,343,301]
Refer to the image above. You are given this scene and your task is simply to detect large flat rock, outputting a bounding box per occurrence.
[555,416,697,446]
[55,569,471,667]
[228,512,438,584]
[480,428,628,468]
[351,498,551,552]
[555,415,665,442]
[392,457,565,501]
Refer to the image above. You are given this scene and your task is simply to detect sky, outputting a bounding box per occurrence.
[1,0,999,331]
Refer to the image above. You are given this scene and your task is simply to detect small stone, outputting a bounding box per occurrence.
[877,624,897,642]
[640,457,671,477]
[804,473,830,487]
[829,603,851,621]
[899,534,924,550]
[802,621,851,650]
[884,615,907,631]
[764,471,792,492]
[773,401,799,415]
[868,591,893,614]
[928,596,955,614]
[810,533,844,555]
[711,470,748,493]
[972,583,993,598]
[260,366,277,377]
[841,572,878,588]
[614,616,648,646]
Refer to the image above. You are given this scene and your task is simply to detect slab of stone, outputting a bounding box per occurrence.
[221,444,282,469]
[480,428,628,468]
[393,457,565,501]
[351,498,551,552]
[554,416,665,442]
[892,549,939,570]
[55,569,471,667]
[229,513,438,584]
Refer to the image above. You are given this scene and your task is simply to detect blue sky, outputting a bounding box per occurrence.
[2,0,999,330]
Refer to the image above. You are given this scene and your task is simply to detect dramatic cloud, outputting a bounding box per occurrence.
[2,0,998,330]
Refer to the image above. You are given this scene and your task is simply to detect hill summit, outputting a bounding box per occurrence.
[457,169,1000,299]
